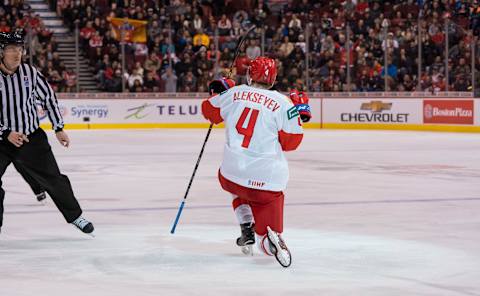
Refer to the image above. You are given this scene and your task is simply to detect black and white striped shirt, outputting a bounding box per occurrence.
[0,63,64,140]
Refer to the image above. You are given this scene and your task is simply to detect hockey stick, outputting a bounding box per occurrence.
[170,25,257,234]
[227,24,256,78]
[170,125,213,234]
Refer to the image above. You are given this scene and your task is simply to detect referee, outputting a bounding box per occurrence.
[0,30,94,235]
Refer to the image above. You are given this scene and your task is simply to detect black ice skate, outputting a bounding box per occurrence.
[36,192,46,204]
[71,216,95,236]
[267,226,292,268]
[236,222,255,255]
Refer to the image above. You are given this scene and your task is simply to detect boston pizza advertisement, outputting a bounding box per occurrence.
[423,100,474,125]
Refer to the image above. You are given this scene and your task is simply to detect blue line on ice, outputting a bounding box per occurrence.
[5,197,480,215]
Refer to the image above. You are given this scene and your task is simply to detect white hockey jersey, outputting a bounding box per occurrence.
[202,84,304,191]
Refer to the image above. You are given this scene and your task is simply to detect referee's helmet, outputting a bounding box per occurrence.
[0,30,26,55]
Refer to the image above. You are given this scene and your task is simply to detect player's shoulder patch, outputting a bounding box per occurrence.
[287,105,299,120]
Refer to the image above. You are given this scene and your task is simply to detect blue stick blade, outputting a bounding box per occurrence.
[170,201,185,234]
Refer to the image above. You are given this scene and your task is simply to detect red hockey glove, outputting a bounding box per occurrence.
[290,89,311,123]
[208,77,235,95]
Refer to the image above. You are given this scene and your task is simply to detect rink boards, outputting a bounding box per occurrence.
[39,95,480,132]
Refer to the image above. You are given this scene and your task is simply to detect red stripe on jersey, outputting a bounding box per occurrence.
[278,130,303,151]
[201,99,223,124]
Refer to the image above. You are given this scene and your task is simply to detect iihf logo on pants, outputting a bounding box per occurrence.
[248,179,265,188]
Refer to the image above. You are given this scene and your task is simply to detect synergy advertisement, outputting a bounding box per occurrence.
[39,99,205,124]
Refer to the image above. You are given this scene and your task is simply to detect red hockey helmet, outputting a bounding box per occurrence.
[247,56,277,88]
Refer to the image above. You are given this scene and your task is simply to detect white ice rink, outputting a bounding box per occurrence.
[0,129,479,296]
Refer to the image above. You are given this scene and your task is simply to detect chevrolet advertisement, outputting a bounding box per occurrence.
[340,100,410,123]
[323,99,418,125]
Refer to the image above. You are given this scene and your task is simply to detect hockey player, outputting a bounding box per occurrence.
[201,56,311,268]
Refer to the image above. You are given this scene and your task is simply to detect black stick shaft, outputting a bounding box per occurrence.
[182,123,213,201]
[170,124,213,233]
[228,25,256,78]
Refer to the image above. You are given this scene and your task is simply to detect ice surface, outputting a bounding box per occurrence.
[1,129,479,296]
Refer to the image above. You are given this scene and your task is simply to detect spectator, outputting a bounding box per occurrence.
[33,0,478,93]
[144,71,161,92]
[161,67,178,92]
[63,69,77,93]
[206,43,220,63]
[133,62,145,77]
[402,74,416,91]
[278,36,294,58]
[129,79,142,92]
[105,69,123,92]
[134,42,149,64]
[245,39,260,60]
[193,14,203,32]
[288,14,302,31]
[144,52,161,73]
[193,28,210,51]
[127,69,144,89]
[218,14,232,36]
[180,70,197,92]
[80,21,96,47]
[88,31,103,58]
[453,74,470,91]
[148,20,161,40]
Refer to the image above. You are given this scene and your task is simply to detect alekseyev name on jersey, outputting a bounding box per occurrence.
[232,90,281,112]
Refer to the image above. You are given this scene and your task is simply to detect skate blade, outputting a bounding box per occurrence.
[73,226,96,238]
[241,245,253,256]
[267,226,292,268]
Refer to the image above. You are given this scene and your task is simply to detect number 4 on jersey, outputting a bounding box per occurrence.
[236,107,259,148]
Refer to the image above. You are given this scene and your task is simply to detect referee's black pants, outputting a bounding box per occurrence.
[13,162,45,195]
[0,128,82,228]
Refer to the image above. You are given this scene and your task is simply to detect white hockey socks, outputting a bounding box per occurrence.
[235,204,254,224]
[232,196,254,224]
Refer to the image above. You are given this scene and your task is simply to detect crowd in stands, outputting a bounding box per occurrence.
[0,0,77,92]
[2,0,480,93]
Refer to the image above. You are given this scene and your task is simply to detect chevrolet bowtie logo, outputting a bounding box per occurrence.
[360,101,392,112]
